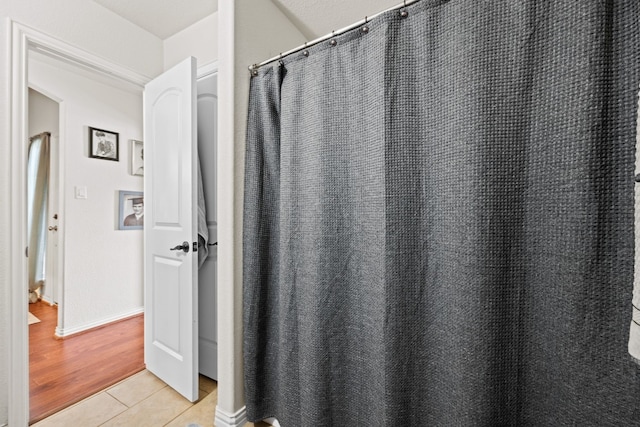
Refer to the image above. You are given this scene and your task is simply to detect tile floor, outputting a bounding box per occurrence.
[32,370,268,427]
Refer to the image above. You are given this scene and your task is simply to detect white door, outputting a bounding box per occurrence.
[197,71,218,380]
[144,57,199,402]
[44,135,59,304]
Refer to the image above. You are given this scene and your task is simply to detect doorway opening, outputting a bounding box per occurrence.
[9,21,150,425]
[11,21,219,426]
[26,58,147,424]
[27,88,58,307]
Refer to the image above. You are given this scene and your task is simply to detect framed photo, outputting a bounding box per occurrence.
[118,190,144,230]
[89,127,119,161]
[131,140,144,176]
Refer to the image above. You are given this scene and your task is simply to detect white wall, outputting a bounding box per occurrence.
[1,1,163,421]
[29,56,144,335]
[164,13,218,71]
[28,88,59,138]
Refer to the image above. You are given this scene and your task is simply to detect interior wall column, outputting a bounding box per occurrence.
[215,1,307,425]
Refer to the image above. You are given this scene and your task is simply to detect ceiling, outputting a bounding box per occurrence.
[92,0,219,39]
[272,0,400,40]
[93,0,400,41]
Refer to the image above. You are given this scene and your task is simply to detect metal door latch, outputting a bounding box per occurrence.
[170,241,190,253]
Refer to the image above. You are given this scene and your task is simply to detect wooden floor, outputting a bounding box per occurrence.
[29,301,145,424]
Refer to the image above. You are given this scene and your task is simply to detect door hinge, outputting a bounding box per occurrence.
[25,246,28,257]
[193,241,198,252]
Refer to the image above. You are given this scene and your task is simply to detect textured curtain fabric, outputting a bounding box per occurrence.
[243,1,640,425]
[27,132,50,293]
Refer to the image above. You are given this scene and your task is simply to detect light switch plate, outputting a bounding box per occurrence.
[75,186,87,199]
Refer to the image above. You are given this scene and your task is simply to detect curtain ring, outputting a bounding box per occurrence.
[400,1,409,18]
[302,42,309,57]
[329,30,337,46]
[362,16,370,33]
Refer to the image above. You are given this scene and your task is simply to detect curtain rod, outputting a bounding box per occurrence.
[249,0,420,74]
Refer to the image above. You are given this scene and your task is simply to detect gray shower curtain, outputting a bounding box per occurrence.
[243,1,640,425]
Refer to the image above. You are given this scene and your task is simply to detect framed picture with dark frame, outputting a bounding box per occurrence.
[131,140,144,176]
[118,190,144,230]
[89,127,119,161]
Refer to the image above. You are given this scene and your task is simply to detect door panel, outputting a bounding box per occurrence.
[144,57,198,402]
[44,135,59,304]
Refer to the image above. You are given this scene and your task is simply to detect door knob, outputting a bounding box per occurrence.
[48,225,58,231]
[170,241,190,253]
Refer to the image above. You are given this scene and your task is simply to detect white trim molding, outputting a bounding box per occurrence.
[214,405,248,427]
[9,17,33,427]
[54,307,143,338]
[23,27,151,88]
[197,60,219,80]
[8,18,149,427]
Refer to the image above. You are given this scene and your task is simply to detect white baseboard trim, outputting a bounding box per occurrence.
[55,307,143,337]
[215,405,248,427]
[39,295,55,306]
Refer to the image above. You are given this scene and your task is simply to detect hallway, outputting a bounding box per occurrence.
[29,301,145,423]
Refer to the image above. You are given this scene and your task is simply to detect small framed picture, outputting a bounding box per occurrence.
[118,190,144,230]
[89,127,119,161]
[131,140,144,176]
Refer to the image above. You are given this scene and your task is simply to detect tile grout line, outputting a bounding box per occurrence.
[98,384,170,426]
[45,370,149,425]
[97,382,212,426]
[32,391,128,427]
[161,387,213,427]
[103,378,170,409]
[36,371,217,427]
[103,369,168,408]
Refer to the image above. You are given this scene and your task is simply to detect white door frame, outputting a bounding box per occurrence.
[8,20,148,426]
